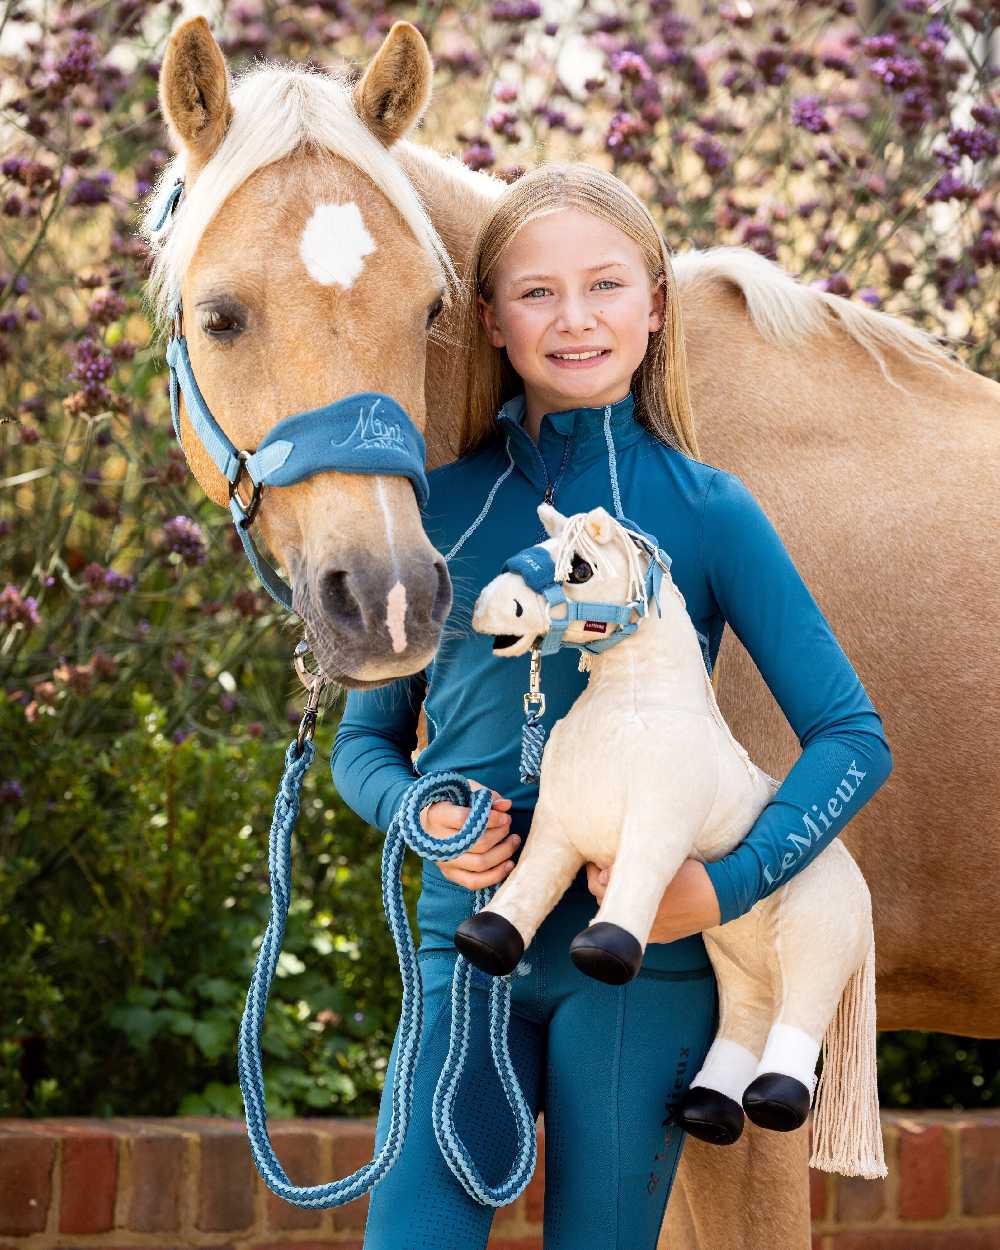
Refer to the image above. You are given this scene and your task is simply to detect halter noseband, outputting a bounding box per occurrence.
[152,178,431,612]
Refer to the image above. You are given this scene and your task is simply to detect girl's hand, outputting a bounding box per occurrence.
[422,779,520,891]
[585,858,722,942]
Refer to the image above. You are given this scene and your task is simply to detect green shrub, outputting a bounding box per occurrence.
[0,687,419,1118]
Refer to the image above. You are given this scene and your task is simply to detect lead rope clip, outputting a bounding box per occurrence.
[293,639,326,754]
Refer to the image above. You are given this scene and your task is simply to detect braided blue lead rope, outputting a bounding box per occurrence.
[519,712,546,784]
[237,739,536,1209]
[431,927,537,1205]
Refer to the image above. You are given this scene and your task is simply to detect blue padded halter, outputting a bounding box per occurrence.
[500,517,671,657]
[154,178,430,612]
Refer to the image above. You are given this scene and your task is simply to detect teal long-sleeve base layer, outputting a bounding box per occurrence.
[331,388,894,1244]
[362,823,718,1250]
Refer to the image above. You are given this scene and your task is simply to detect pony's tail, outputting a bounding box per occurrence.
[809,941,887,1179]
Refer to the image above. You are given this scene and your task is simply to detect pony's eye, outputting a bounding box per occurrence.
[568,554,593,583]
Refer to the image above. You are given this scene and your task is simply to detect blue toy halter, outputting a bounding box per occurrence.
[501,517,673,784]
[152,178,431,612]
[500,516,672,658]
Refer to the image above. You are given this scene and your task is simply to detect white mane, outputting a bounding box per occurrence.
[552,513,650,614]
[136,60,458,339]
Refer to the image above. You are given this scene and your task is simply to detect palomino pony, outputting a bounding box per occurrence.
[143,17,1000,1250]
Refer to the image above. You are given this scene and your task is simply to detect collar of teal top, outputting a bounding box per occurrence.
[495,390,643,492]
[496,388,636,442]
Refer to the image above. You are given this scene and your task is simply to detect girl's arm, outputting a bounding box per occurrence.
[700,469,894,926]
[330,669,427,833]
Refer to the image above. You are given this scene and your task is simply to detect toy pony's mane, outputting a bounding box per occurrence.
[551,513,650,612]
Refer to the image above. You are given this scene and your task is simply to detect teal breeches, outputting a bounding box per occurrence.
[363,814,719,1250]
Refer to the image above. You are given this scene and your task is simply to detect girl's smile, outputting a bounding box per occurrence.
[546,346,613,369]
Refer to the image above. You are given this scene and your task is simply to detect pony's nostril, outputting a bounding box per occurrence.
[431,557,450,624]
[514,599,524,618]
[319,568,361,626]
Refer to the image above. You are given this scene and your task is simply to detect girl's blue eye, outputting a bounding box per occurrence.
[520,279,621,299]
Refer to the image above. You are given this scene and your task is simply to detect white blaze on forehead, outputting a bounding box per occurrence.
[299,201,376,289]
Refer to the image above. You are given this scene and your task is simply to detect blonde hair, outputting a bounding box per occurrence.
[455,162,724,693]
[454,162,701,461]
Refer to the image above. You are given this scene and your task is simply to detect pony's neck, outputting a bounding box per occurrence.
[393,141,503,470]
[585,577,710,709]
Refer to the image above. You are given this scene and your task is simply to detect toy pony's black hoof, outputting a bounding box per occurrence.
[742,1072,812,1131]
[454,912,524,977]
[569,922,643,985]
[674,1086,745,1145]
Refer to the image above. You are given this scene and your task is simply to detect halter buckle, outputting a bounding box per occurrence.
[229,450,264,527]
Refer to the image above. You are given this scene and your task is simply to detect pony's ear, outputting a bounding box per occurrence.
[158,16,233,174]
[584,506,615,544]
[537,502,567,537]
[352,21,433,148]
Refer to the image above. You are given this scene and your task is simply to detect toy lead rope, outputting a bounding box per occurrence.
[519,647,547,783]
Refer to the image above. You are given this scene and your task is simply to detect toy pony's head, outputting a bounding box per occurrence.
[471,502,666,658]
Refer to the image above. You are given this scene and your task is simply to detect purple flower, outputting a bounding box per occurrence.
[82,562,134,598]
[862,34,898,57]
[926,172,978,203]
[88,289,127,326]
[858,288,882,307]
[489,0,541,19]
[462,141,495,171]
[971,228,1000,267]
[55,30,100,86]
[870,56,924,92]
[792,96,832,135]
[693,135,729,174]
[0,780,24,806]
[815,272,853,297]
[170,652,191,678]
[609,51,653,83]
[487,108,520,139]
[947,126,998,162]
[66,170,112,206]
[163,515,208,567]
[754,46,788,87]
[70,337,114,395]
[605,111,649,162]
[0,585,41,629]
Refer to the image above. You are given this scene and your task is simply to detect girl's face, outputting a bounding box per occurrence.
[477,207,664,420]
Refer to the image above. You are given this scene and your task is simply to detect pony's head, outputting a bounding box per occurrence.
[139,18,453,688]
[472,503,659,658]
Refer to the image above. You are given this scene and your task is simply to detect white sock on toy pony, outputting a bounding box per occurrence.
[460,501,886,1180]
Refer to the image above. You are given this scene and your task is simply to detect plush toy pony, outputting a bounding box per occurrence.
[455,502,886,1179]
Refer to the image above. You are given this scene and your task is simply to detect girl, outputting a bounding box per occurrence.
[331,163,893,1250]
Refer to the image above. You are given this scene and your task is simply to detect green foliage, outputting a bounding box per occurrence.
[0,687,419,1118]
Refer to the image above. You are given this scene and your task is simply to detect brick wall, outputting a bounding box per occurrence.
[0,1112,996,1248]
